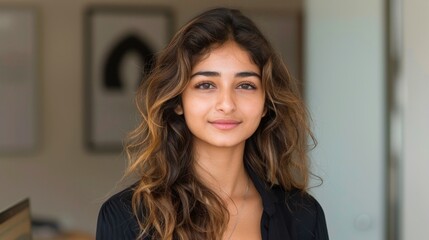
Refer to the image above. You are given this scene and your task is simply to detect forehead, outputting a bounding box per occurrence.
[191,41,259,73]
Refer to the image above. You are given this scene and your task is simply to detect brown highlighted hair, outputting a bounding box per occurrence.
[125,7,315,240]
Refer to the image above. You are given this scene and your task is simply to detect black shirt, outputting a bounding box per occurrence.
[96,166,329,240]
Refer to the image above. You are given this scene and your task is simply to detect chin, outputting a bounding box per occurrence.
[206,139,247,148]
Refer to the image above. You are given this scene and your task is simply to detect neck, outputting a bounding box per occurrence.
[193,142,248,197]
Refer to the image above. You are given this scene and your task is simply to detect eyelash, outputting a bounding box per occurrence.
[237,82,257,90]
[194,82,215,89]
[194,81,257,90]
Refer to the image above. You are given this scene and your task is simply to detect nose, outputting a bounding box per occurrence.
[215,88,236,113]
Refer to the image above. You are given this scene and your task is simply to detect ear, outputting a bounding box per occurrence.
[175,105,184,115]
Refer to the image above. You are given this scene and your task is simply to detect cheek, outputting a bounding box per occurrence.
[241,96,265,116]
[181,96,210,130]
[182,96,208,116]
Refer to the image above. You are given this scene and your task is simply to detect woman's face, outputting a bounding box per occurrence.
[179,41,265,150]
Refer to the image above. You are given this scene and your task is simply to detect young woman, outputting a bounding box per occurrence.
[96,7,329,240]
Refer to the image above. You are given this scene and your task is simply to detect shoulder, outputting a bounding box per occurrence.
[274,187,323,216]
[96,185,139,240]
[272,186,329,239]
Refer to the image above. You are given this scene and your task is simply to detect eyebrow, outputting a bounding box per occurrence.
[190,71,261,79]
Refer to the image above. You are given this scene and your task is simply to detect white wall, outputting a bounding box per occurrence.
[305,0,386,239]
[0,0,301,236]
[402,1,429,239]
[306,0,429,240]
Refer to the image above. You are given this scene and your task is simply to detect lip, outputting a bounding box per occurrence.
[209,119,241,130]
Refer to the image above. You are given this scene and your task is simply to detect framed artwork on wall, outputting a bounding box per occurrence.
[0,8,38,153]
[84,6,173,151]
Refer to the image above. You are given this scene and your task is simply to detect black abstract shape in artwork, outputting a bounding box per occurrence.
[103,34,155,90]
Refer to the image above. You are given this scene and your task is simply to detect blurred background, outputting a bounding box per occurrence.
[0,0,427,239]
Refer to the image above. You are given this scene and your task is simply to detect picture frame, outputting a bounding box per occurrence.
[0,7,38,153]
[84,6,173,151]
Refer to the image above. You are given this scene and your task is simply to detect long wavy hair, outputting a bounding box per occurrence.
[125,7,315,240]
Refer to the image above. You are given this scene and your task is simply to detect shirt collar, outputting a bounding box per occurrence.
[245,162,278,216]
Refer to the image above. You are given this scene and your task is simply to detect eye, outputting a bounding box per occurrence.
[195,82,215,89]
[237,82,257,90]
